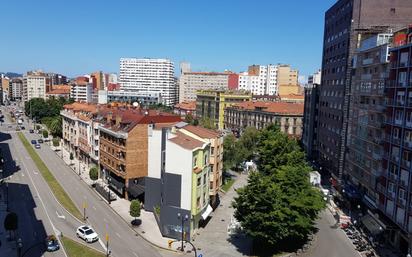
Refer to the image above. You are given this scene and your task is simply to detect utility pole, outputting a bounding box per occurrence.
[106,232,110,256]
[177,213,188,252]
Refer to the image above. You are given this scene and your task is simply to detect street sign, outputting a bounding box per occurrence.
[198,254,203,257]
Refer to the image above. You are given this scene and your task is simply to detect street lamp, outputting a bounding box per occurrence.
[6,180,9,212]
[177,213,189,252]
[17,238,23,257]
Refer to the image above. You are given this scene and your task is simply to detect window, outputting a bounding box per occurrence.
[211,147,214,155]
[197,197,201,208]
[203,173,207,184]
[197,177,201,186]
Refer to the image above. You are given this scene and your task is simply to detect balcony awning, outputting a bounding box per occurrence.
[201,205,213,220]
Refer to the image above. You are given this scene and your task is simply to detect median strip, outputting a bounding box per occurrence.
[17,132,83,221]
[60,236,105,257]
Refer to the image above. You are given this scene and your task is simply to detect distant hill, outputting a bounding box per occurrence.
[0,72,23,78]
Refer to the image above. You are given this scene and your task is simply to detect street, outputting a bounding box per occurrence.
[1,107,177,257]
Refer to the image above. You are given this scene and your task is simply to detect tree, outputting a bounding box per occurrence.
[89,166,99,185]
[184,113,194,124]
[256,124,305,175]
[199,117,215,129]
[223,134,237,171]
[129,200,141,225]
[42,130,49,138]
[4,212,18,239]
[232,167,324,252]
[69,152,74,165]
[49,116,62,137]
[237,127,259,161]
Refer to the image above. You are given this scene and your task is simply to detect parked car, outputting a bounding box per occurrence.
[45,235,60,252]
[76,225,99,243]
[35,144,41,149]
[29,129,34,133]
[38,139,44,144]
[31,140,37,144]
[20,126,25,130]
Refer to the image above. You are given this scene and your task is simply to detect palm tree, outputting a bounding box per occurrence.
[49,116,62,137]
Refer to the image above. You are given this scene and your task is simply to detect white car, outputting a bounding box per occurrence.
[76,225,99,243]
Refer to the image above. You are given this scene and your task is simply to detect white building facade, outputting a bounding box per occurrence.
[24,71,48,100]
[238,65,278,95]
[70,83,93,103]
[119,58,177,106]
[179,72,229,103]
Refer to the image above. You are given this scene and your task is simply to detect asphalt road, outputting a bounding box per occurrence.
[2,107,177,257]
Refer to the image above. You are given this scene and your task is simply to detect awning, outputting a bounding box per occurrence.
[127,184,145,198]
[361,214,384,236]
[201,205,213,220]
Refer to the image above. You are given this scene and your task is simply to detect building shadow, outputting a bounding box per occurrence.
[226,233,252,256]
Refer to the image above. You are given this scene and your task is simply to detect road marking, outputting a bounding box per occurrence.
[33,170,38,175]
[56,211,66,219]
[92,206,96,210]
[115,232,121,238]
[103,218,107,222]
[133,252,139,257]
[98,239,107,252]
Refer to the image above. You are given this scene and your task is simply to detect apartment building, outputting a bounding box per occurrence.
[98,109,181,199]
[46,73,67,86]
[179,125,223,207]
[314,0,412,183]
[10,78,23,101]
[178,63,234,103]
[61,103,101,172]
[119,58,177,106]
[145,125,211,240]
[224,101,304,137]
[173,101,196,118]
[23,71,49,100]
[46,85,71,99]
[97,90,162,106]
[379,27,412,254]
[346,34,391,210]
[196,90,252,130]
[70,78,93,103]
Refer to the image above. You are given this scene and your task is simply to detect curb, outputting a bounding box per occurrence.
[50,145,183,254]
[59,234,106,255]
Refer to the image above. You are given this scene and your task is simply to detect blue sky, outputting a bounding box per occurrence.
[0,0,336,78]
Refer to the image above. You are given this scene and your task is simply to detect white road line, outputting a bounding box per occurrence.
[99,239,107,252]
[133,252,139,257]
[92,206,96,210]
[56,211,66,219]
[115,232,121,238]
[33,170,38,175]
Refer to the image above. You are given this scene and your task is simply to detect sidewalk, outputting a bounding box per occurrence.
[192,171,252,257]
[55,144,179,252]
[0,188,16,257]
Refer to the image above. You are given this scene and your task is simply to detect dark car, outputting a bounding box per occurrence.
[20,126,25,130]
[45,235,60,252]
[29,129,34,133]
[38,139,44,144]
[31,140,37,145]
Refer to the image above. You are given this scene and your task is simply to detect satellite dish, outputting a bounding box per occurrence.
[132,102,139,107]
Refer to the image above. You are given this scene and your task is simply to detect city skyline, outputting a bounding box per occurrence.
[0,0,336,78]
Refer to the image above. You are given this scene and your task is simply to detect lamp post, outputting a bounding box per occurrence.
[17,238,22,257]
[6,180,9,212]
[177,213,189,252]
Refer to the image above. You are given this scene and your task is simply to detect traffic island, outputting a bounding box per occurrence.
[60,236,105,257]
[17,132,83,221]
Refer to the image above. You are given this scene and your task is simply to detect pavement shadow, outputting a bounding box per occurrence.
[5,182,49,257]
[226,232,252,256]
[0,141,21,178]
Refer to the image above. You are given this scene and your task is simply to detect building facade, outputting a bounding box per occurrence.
[196,90,252,130]
[97,90,162,106]
[179,71,230,103]
[224,101,304,137]
[70,80,93,103]
[316,0,412,182]
[10,78,23,101]
[119,58,177,106]
[23,71,49,101]
[302,83,320,161]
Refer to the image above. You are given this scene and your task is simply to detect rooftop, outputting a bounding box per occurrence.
[229,101,304,115]
[183,125,220,139]
[174,101,196,111]
[169,131,205,150]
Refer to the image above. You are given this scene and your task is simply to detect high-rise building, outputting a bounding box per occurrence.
[46,73,67,86]
[316,0,412,182]
[91,71,104,91]
[119,58,176,106]
[70,77,93,102]
[346,34,391,208]
[302,70,322,159]
[23,71,49,101]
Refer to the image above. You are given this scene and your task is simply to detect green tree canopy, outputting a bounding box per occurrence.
[130,200,141,224]
[233,167,324,250]
[256,124,305,175]
[49,116,62,137]
[89,166,99,183]
[42,130,49,138]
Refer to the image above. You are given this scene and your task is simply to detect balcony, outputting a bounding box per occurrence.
[389,172,398,181]
[394,118,404,126]
[391,155,400,163]
[94,135,99,140]
[362,58,374,66]
[401,159,411,168]
[361,74,372,80]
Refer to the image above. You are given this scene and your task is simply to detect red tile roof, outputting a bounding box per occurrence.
[230,101,304,115]
[169,131,205,150]
[174,101,196,111]
[183,125,220,139]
